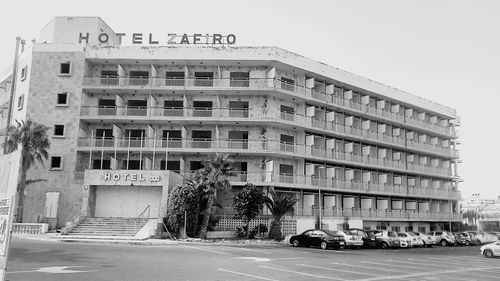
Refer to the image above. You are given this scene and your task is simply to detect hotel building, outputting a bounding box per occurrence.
[0,17,461,235]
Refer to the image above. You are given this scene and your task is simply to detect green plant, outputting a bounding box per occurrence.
[264,188,299,241]
[6,119,50,222]
[232,184,266,238]
[166,180,199,239]
[195,153,234,238]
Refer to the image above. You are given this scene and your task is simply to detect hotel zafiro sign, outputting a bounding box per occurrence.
[79,32,236,45]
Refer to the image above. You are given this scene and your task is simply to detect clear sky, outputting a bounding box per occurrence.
[0,0,498,200]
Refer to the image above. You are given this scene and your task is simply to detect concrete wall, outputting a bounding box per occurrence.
[0,150,20,196]
[22,47,86,227]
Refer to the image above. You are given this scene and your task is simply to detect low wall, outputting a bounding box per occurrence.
[12,223,49,234]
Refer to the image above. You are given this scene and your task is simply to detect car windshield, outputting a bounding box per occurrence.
[408,232,417,236]
[397,233,407,237]
[324,230,344,236]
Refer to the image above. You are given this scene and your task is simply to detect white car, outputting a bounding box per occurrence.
[480,241,500,258]
[338,230,364,248]
[475,233,499,245]
[411,232,435,247]
[398,232,424,247]
[397,232,412,248]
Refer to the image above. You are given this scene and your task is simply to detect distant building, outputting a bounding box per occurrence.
[0,17,462,235]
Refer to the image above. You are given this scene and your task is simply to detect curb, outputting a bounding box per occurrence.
[11,234,289,247]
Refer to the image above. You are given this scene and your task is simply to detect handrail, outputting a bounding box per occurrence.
[135,205,151,231]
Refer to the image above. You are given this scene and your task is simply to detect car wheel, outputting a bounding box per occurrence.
[465,240,471,246]
[381,242,389,249]
[292,240,299,247]
[440,240,448,247]
[484,249,493,258]
[320,241,328,250]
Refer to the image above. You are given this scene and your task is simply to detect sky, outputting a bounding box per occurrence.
[0,0,498,200]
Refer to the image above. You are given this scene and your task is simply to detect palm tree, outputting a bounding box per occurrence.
[264,188,299,241]
[6,119,50,222]
[196,153,234,238]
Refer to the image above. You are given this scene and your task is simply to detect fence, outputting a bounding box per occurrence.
[214,217,297,236]
[12,223,49,234]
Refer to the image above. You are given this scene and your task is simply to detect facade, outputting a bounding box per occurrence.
[0,17,462,234]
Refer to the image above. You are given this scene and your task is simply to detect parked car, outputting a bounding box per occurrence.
[397,233,412,248]
[348,228,370,248]
[341,229,364,248]
[410,232,434,247]
[365,230,401,249]
[399,232,424,247]
[428,231,456,246]
[458,232,474,246]
[475,232,499,245]
[290,229,346,250]
[453,232,468,246]
[480,241,500,258]
[467,232,482,245]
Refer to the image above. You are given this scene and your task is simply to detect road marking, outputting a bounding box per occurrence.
[287,249,312,254]
[234,257,270,262]
[407,258,465,267]
[8,266,97,274]
[330,262,408,274]
[386,259,450,268]
[218,268,279,281]
[183,246,230,255]
[362,261,423,270]
[222,246,272,254]
[259,265,342,280]
[300,264,381,276]
[459,271,500,280]
[355,265,500,281]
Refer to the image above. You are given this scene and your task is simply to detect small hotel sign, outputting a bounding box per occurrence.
[79,33,236,45]
[104,173,160,182]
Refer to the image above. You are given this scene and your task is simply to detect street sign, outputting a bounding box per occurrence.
[0,196,15,281]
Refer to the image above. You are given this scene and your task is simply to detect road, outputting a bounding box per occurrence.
[5,238,500,281]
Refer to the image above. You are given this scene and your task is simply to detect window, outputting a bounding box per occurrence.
[230,72,249,87]
[418,227,426,233]
[53,124,65,137]
[56,92,68,106]
[20,66,28,81]
[17,95,24,110]
[59,62,71,75]
[391,226,401,233]
[50,156,62,169]
[93,159,111,169]
[194,72,214,87]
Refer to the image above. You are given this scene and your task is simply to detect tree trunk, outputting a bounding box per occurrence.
[197,195,214,239]
[14,155,27,223]
[245,219,251,238]
[269,220,283,241]
[178,214,187,239]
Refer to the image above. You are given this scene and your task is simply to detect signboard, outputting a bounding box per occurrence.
[79,32,236,45]
[0,196,14,281]
[104,173,160,183]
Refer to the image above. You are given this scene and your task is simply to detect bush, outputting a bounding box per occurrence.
[236,224,269,239]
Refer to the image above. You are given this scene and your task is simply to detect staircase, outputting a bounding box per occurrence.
[67,217,149,238]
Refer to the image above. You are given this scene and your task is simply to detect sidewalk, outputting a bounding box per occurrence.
[11,233,288,247]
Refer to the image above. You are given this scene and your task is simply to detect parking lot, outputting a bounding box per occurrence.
[6,238,500,281]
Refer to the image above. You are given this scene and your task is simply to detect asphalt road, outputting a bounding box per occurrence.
[5,238,500,281]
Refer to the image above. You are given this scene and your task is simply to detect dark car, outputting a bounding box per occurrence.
[453,232,467,246]
[459,232,473,246]
[290,229,346,250]
[365,230,401,249]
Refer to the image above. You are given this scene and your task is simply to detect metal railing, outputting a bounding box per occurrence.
[82,76,457,138]
[79,106,457,158]
[76,137,454,177]
[135,205,151,231]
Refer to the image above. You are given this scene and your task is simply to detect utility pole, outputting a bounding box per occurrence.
[3,37,21,154]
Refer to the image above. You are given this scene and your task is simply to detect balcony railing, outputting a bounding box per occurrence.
[77,137,454,177]
[83,76,457,138]
[296,207,461,221]
[80,105,456,159]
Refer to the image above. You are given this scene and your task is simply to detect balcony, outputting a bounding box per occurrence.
[406,140,459,158]
[80,106,251,120]
[83,76,458,138]
[407,163,453,177]
[77,137,453,177]
[296,207,461,221]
